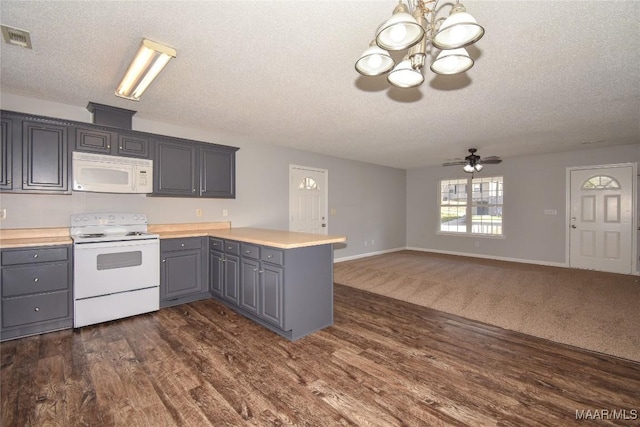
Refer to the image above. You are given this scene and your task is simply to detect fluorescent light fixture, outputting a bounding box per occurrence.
[116,39,176,101]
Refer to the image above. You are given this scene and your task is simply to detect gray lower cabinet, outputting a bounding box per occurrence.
[209,239,240,304]
[160,237,209,308]
[211,238,333,340]
[0,245,73,341]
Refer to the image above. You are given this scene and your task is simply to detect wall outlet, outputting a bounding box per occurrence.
[475,241,480,247]
[371,239,375,246]
[364,241,368,247]
[222,209,228,217]
[544,209,558,215]
[195,208,203,217]
[0,208,5,220]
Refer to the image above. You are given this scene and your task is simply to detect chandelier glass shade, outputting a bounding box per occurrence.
[355,41,395,76]
[355,0,484,89]
[387,56,425,88]
[430,47,473,75]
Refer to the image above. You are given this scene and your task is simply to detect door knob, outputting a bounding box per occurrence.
[571,225,577,229]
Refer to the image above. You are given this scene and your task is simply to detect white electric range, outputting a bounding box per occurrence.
[70,212,160,327]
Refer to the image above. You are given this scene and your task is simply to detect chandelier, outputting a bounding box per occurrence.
[355,0,484,88]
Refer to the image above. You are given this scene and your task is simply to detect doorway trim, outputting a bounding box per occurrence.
[289,164,329,233]
[565,162,637,274]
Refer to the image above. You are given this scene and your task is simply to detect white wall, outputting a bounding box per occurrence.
[0,94,407,260]
[407,144,640,265]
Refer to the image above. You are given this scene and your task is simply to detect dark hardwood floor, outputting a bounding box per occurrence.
[2,284,639,426]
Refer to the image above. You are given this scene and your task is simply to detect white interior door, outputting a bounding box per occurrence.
[290,165,328,234]
[569,165,635,274]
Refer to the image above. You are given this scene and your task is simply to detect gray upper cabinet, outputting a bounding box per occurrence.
[21,120,70,193]
[200,146,235,198]
[153,139,238,198]
[75,125,149,158]
[0,110,237,196]
[0,112,71,194]
[1,117,13,190]
[153,139,198,196]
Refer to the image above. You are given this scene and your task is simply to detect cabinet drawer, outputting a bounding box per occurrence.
[210,238,224,251]
[2,247,69,265]
[2,291,70,328]
[2,263,69,297]
[224,240,240,255]
[161,237,203,252]
[241,243,260,259]
[261,248,284,265]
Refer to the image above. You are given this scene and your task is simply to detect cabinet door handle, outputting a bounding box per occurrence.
[192,188,196,192]
[259,270,264,274]
[267,255,272,259]
[162,259,166,263]
[34,307,40,312]
[33,254,38,258]
[245,250,251,254]
[33,277,39,283]
[253,268,258,272]
[6,179,10,184]
[181,243,185,247]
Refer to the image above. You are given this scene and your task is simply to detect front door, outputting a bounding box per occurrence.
[569,164,635,274]
[289,165,328,234]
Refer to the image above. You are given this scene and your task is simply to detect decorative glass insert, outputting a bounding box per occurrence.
[582,175,620,190]
[299,177,318,190]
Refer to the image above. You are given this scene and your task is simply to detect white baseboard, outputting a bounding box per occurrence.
[334,247,405,263]
[335,246,640,275]
[405,246,569,268]
[335,246,568,269]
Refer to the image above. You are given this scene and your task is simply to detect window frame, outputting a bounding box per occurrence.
[437,175,505,238]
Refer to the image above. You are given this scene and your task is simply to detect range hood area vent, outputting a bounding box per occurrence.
[1,25,32,49]
[87,102,136,130]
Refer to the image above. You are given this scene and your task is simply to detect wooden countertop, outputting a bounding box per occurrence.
[152,224,346,249]
[0,222,347,250]
[0,227,72,249]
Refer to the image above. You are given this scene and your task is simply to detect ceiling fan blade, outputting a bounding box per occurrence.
[481,158,502,164]
[442,161,468,166]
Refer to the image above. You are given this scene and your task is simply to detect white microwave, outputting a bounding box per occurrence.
[72,152,153,194]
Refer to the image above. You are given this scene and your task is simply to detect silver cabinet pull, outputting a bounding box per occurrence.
[33,254,38,258]
[34,307,40,312]
[34,277,39,283]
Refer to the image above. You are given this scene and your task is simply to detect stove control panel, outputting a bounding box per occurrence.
[71,213,148,227]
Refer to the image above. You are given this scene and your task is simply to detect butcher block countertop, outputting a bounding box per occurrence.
[150,222,346,249]
[0,222,346,250]
[0,227,72,249]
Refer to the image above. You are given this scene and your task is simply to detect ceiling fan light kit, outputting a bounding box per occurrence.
[355,0,484,89]
[444,148,501,174]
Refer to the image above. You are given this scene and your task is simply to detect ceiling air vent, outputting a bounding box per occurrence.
[1,25,32,49]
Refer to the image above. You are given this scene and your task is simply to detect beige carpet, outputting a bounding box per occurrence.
[334,250,640,362]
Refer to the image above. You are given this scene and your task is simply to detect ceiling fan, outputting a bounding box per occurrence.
[442,148,502,173]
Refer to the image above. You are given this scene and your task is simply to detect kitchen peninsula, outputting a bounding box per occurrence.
[151,222,346,341]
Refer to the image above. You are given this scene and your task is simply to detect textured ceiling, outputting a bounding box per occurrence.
[1,1,638,169]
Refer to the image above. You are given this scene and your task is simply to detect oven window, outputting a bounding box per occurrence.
[97,251,142,270]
